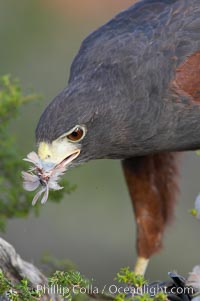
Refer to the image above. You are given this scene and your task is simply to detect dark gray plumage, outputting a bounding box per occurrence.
[36,0,200,164]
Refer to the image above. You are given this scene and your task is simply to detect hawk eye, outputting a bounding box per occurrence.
[67,127,84,142]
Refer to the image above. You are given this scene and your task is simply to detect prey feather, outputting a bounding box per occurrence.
[22,152,67,205]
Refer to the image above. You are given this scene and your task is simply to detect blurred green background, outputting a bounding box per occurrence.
[0,0,200,286]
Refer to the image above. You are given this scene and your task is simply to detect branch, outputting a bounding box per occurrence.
[0,237,62,301]
[0,237,112,301]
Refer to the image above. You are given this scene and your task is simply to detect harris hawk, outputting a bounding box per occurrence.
[35,0,200,275]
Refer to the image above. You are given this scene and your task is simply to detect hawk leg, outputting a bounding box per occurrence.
[122,152,179,275]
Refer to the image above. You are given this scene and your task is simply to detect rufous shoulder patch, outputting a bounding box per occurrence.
[174,51,200,102]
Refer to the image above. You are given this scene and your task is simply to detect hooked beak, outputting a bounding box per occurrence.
[38,141,80,171]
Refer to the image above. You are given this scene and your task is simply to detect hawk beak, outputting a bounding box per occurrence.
[37,141,80,171]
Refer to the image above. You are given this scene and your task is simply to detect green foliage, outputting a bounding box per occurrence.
[0,75,75,231]
[133,294,154,301]
[115,267,147,287]
[114,290,167,301]
[0,268,90,301]
[114,293,127,301]
[154,292,168,301]
[138,292,168,301]
[0,269,12,294]
[49,270,90,300]
[114,268,168,301]
[0,265,170,301]
[0,269,40,300]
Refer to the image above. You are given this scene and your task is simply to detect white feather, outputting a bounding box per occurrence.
[32,187,46,206]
